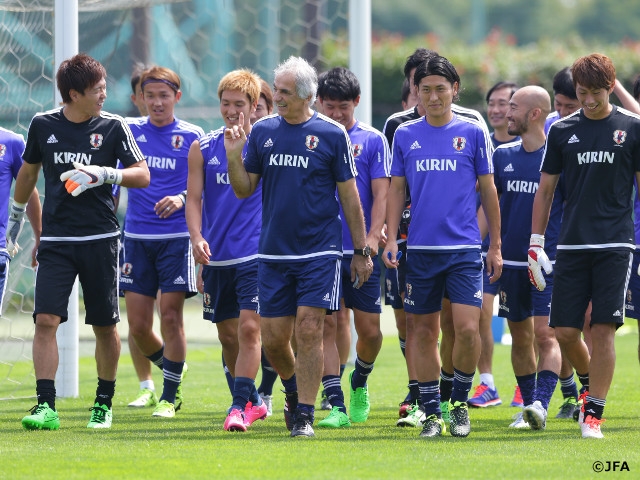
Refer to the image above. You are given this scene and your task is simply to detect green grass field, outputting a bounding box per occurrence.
[1,326,639,479]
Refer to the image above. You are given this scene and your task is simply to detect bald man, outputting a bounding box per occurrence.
[489,86,563,431]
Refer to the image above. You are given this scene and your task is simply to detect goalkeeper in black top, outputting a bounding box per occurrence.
[11,53,150,431]
[530,53,640,439]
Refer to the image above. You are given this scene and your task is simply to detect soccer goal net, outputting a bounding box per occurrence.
[0,0,350,400]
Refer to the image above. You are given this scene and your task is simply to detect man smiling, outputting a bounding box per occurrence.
[225,56,372,438]
[530,53,640,439]
[15,53,149,430]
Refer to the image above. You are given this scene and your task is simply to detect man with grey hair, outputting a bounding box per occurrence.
[225,56,373,437]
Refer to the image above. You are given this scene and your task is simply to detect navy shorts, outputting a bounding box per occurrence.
[624,250,640,320]
[404,250,483,315]
[497,268,552,322]
[120,236,197,298]
[201,261,259,323]
[34,238,120,326]
[384,242,407,309]
[342,255,382,314]
[258,257,341,318]
[550,250,631,329]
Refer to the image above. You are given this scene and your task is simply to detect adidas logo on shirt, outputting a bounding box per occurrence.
[322,293,330,302]
[47,134,58,144]
[264,138,273,147]
[504,163,514,172]
[568,134,580,144]
[410,140,421,150]
[613,310,622,317]
[136,134,147,142]
[208,156,220,165]
[173,276,186,285]
[474,290,482,299]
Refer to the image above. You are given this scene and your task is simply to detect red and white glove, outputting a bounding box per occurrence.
[528,234,553,291]
[60,162,122,197]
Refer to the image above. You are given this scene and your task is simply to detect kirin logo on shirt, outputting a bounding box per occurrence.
[305,135,319,150]
[613,129,627,145]
[171,134,184,150]
[0,144,5,157]
[452,136,466,151]
[89,133,103,149]
[352,144,363,157]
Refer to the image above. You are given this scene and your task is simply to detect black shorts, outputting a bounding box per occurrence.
[34,237,120,326]
[549,249,632,330]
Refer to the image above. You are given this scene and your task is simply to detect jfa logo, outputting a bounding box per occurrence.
[613,130,627,145]
[0,144,5,157]
[592,460,629,472]
[305,135,319,150]
[90,133,103,149]
[203,292,211,306]
[452,136,466,151]
[171,135,184,149]
[121,262,132,275]
[353,144,363,157]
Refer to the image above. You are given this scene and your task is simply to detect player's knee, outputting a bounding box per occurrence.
[128,322,151,339]
[554,327,581,345]
[34,313,61,330]
[356,326,382,347]
[413,323,440,344]
[454,321,479,345]
[217,328,239,348]
[295,324,322,347]
[238,322,260,344]
[92,324,118,341]
[536,333,559,354]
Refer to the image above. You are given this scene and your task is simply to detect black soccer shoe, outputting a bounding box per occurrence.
[290,410,315,438]
[283,390,298,431]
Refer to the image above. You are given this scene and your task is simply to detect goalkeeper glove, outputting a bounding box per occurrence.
[60,162,122,197]
[6,201,26,257]
[528,233,553,291]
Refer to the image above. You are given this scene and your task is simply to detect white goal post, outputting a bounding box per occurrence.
[53,0,80,398]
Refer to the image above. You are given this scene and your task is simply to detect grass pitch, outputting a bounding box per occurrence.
[1,327,639,479]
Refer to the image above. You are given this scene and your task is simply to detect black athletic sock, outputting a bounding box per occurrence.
[95,377,115,409]
[576,372,589,393]
[147,346,164,370]
[36,379,56,410]
[439,369,454,402]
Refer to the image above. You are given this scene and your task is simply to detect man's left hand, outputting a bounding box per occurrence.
[350,253,373,289]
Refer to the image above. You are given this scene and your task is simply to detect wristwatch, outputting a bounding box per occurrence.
[353,245,372,257]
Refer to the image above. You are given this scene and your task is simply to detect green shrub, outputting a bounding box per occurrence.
[323,32,640,129]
